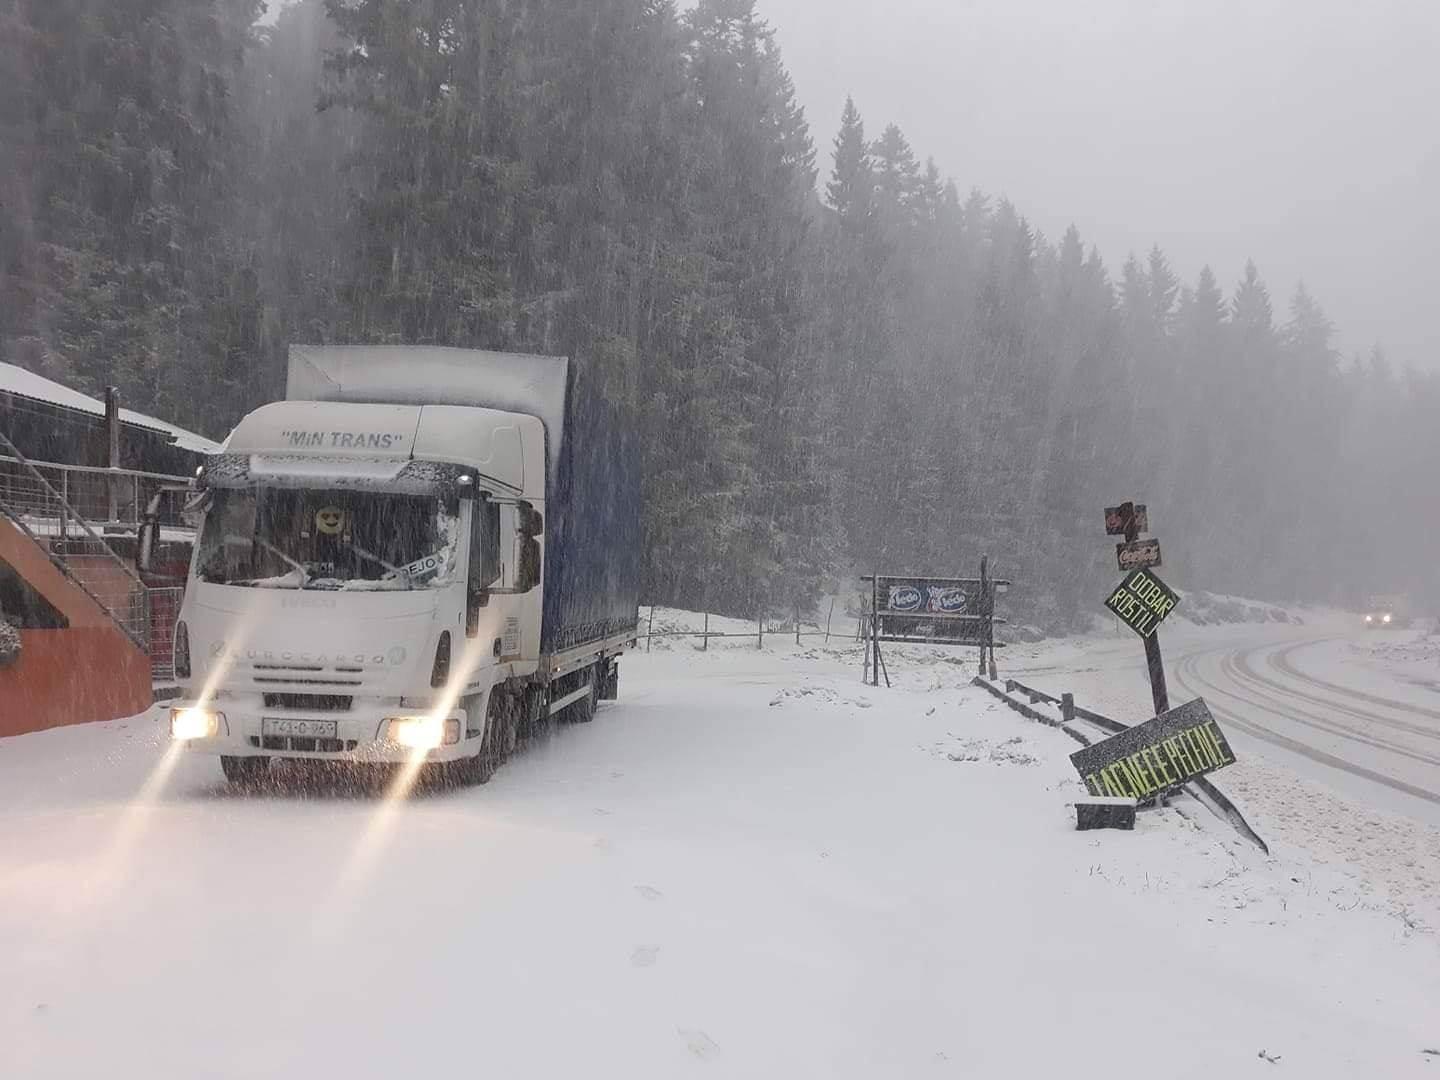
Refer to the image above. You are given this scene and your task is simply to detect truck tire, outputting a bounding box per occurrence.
[570,667,597,724]
[221,756,270,788]
[599,661,619,701]
[517,685,546,740]
[457,692,514,785]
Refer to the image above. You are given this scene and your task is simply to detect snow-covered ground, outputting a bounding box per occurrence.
[2,616,1438,1078]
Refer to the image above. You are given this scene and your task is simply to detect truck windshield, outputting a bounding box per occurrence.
[195,488,460,591]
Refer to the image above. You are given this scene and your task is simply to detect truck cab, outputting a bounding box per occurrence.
[166,399,548,782]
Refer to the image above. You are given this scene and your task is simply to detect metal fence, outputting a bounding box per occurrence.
[637,600,847,652]
[146,586,185,681]
[0,437,191,674]
[0,453,191,538]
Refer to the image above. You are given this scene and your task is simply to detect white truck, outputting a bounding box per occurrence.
[152,345,641,786]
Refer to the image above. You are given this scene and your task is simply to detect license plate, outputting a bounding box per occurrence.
[262,718,338,739]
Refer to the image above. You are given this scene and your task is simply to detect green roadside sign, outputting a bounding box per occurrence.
[1104,567,1178,639]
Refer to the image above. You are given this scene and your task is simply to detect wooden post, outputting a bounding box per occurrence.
[870,575,889,688]
[978,555,989,676]
[795,603,801,646]
[825,597,834,644]
[1123,515,1169,717]
[1061,693,1075,726]
[757,612,763,650]
[646,604,655,653]
[702,610,709,652]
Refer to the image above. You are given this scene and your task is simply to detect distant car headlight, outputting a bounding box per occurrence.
[1382,613,1392,624]
[171,707,223,740]
[385,716,460,749]
[1364,614,1373,623]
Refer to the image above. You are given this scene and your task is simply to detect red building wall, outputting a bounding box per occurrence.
[0,517,153,737]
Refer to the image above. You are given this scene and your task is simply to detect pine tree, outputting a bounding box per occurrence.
[825,96,871,228]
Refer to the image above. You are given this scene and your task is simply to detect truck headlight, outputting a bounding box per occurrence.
[1365,615,1373,623]
[172,707,223,740]
[1382,613,1392,624]
[385,716,460,749]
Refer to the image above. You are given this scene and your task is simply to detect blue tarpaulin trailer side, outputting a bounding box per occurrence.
[540,359,642,654]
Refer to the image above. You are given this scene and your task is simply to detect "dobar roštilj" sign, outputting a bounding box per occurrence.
[1069,698,1235,799]
[1104,567,1178,639]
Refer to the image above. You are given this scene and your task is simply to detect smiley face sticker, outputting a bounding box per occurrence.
[314,506,346,536]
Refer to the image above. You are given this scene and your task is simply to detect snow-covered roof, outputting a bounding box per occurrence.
[0,362,221,455]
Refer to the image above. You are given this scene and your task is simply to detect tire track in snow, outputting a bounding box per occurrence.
[1171,641,1440,808]
[1269,639,1440,724]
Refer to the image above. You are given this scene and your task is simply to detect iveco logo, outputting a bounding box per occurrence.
[889,586,922,612]
[207,643,408,667]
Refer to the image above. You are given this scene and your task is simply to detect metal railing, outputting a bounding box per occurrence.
[638,602,845,652]
[146,586,185,681]
[0,433,192,670]
[0,453,192,538]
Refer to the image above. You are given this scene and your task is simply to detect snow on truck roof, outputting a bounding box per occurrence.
[222,399,542,498]
[0,361,221,455]
[287,345,568,482]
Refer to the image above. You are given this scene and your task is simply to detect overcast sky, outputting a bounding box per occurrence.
[757,0,1440,368]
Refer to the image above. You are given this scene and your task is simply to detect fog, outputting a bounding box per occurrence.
[5,0,1438,625]
[760,0,1440,368]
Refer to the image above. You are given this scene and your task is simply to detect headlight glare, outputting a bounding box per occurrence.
[171,707,223,740]
[386,716,460,749]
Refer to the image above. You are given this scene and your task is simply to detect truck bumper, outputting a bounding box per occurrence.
[166,700,480,764]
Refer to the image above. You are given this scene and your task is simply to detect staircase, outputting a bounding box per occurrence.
[0,433,191,680]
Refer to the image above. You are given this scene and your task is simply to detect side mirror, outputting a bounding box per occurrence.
[137,518,158,578]
[466,587,487,638]
[516,503,543,591]
[519,505,543,538]
[517,537,542,591]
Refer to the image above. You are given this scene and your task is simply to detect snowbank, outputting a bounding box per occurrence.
[0,627,1436,1078]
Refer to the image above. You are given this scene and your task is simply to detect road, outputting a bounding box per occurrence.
[1170,632,1440,825]
[3,628,1439,1077]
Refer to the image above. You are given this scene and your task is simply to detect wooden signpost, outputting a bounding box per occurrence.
[1102,501,1173,719]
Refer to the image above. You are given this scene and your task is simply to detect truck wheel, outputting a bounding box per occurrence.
[458,693,513,785]
[571,667,598,724]
[599,661,619,701]
[517,686,546,740]
[221,756,270,788]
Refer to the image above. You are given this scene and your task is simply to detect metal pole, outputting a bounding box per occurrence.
[795,604,801,646]
[702,610,709,652]
[757,612,763,650]
[646,604,655,653]
[825,597,834,644]
[105,386,121,524]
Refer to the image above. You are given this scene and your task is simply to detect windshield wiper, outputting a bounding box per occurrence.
[225,534,310,589]
[344,540,410,584]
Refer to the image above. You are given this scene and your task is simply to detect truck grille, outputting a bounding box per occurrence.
[249,736,359,753]
[262,693,354,712]
[250,663,364,689]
